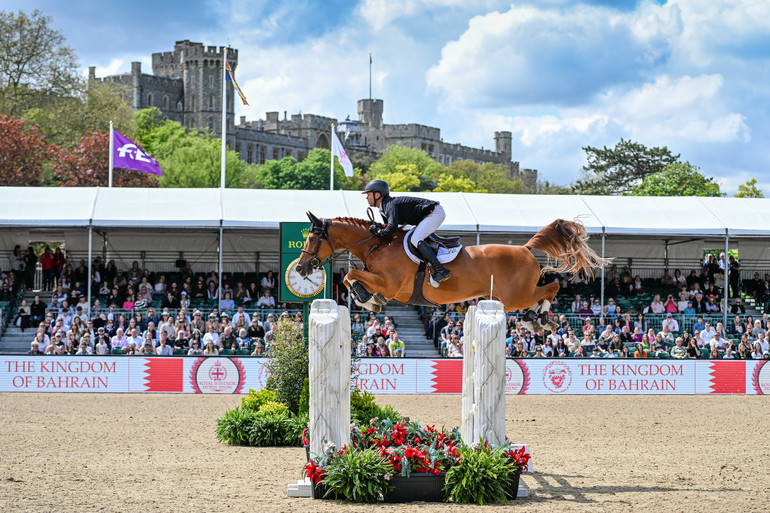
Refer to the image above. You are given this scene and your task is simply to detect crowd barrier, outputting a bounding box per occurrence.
[1,356,768,395]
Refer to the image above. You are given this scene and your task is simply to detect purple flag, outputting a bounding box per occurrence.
[112,130,163,176]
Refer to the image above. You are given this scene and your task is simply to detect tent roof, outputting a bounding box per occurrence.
[1,187,769,237]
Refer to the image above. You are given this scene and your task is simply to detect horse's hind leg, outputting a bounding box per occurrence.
[517,282,560,333]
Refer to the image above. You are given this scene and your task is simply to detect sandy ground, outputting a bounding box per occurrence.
[0,393,768,513]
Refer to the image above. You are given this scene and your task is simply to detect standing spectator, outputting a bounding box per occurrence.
[40,246,54,290]
[22,246,37,290]
[52,246,67,287]
[9,245,24,281]
[727,255,741,299]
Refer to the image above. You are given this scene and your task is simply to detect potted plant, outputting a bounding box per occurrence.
[443,442,518,505]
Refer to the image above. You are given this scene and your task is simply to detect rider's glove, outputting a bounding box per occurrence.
[369,224,383,237]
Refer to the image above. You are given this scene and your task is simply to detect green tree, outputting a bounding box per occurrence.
[257,147,356,190]
[433,173,477,192]
[447,161,528,194]
[575,138,680,195]
[627,162,723,197]
[374,163,422,192]
[0,10,81,116]
[133,108,256,188]
[368,145,445,191]
[25,80,135,148]
[735,178,764,198]
[537,180,573,195]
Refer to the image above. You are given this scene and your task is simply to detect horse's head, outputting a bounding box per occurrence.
[296,211,332,277]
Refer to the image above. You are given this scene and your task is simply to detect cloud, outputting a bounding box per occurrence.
[426,2,679,109]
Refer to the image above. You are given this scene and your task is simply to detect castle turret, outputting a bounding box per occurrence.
[494,131,512,162]
[357,98,383,128]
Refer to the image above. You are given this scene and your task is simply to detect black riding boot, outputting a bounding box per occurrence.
[417,241,451,284]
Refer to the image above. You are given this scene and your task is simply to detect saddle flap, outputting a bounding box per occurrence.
[428,233,461,248]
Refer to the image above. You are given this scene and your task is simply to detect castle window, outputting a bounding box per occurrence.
[147,93,153,106]
[163,96,169,110]
[235,142,241,155]
[246,144,253,164]
[209,95,214,109]
[190,94,195,109]
[259,145,266,164]
[209,76,214,88]
[177,101,183,111]
[273,147,279,160]
[208,116,214,130]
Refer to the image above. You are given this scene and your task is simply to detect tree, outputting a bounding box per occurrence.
[735,178,764,198]
[257,148,356,190]
[51,131,158,187]
[369,145,445,191]
[627,162,722,197]
[447,161,528,194]
[0,10,80,115]
[374,164,422,192]
[133,108,257,188]
[25,80,135,148]
[575,138,680,195]
[0,114,55,186]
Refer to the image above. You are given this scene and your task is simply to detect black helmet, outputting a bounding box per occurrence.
[363,179,389,197]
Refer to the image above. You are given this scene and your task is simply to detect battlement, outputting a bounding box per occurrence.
[385,123,441,141]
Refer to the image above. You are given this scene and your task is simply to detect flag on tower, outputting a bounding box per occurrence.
[225,61,249,106]
[331,130,354,177]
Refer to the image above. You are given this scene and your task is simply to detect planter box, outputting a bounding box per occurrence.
[384,472,446,503]
[311,480,338,500]
[507,471,521,500]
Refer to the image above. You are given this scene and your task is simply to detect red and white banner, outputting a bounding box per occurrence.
[1,356,768,395]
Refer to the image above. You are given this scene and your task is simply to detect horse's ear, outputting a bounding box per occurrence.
[307,211,320,226]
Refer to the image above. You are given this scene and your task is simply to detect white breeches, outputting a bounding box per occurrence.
[411,204,445,243]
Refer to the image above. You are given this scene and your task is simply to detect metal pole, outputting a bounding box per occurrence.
[221,48,228,189]
[330,124,335,191]
[218,226,224,310]
[87,225,93,316]
[600,230,606,319]
[724,230,729,331]
[108,121,113,187]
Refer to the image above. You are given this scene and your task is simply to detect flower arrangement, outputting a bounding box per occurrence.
[304,417,525,504]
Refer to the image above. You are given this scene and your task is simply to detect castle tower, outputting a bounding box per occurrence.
[153,40,236,135]
[357,98,383,129]
[494,131,512,162]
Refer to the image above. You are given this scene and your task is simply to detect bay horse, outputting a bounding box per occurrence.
[296,212,606,332]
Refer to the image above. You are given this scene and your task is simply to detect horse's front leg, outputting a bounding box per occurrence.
[344,270,388,311]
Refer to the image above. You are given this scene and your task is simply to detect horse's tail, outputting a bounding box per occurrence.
[524,219,610,279]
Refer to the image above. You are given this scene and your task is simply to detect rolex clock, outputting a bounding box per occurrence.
[284,257,326,299]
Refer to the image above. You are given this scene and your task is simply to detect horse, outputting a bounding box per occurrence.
[296,212,607,332]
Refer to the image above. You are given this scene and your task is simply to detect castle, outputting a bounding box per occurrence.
[91,40,537,188]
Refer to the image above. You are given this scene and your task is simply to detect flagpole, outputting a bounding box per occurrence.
[108,121,114,187]
[330,123,335,191]
[221,47,228,190]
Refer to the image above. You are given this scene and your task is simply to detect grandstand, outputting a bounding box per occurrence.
[3,187,770,360]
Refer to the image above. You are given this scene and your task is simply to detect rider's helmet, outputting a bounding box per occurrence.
[363,179,390,198]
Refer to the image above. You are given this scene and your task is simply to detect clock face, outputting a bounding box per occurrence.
[285,257,326,299]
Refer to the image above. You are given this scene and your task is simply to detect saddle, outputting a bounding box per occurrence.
[406,231,461,256]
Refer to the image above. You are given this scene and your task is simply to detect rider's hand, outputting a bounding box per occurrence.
[369,224,382,237]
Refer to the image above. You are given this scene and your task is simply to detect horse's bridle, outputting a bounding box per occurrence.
[301,218,378,270]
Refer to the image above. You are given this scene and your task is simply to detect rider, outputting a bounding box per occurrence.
[363,179,451,284]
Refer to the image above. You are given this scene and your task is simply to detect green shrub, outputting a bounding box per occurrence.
[350,388,402,426]
[264,319,308,414]
[285,412,309,447]
[322,447,392,502]
[257,401,291,417]
[241,388,278,412]
[216,407,259,446]
[298,377,310,415]
[444,445,513,505]
[246,412,292,447]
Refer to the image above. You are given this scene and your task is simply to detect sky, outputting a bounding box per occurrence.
[6,0,770,192]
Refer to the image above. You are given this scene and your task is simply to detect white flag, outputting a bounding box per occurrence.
[331,130,354,177]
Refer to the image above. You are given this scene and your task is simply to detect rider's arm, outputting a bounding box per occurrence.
[375,201,399,237]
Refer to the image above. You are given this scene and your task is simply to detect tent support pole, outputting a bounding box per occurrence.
[724,230,729,330]
[218,226,224,309]
[87,225,93,316]
[600,230,606,319]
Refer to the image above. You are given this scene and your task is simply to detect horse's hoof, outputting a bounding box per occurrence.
[544,321,559,332]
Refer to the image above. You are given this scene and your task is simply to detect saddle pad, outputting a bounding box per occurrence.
[403,227,463,265]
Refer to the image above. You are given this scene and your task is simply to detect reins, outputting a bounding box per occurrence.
[302,218,378,270]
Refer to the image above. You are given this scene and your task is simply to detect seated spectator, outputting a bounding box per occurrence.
[570,294,582,313]
[649,294,665,314]
[542,339,554,357]
[554,339,569,357]
[27,341,44,355]
[364,343,377,357]
[723,346,736,359]
[759,332,770,354]
[670,337,687,358]
[256,289,276,308]
[179,291,190,309]
[203,339,219,356]
[658,325,675,346]
[155,333,173,355]
[220,291,235,312]
[573,346,588,358]
[634,343,647,358]
[251,341,265,356]
[75,341,92,355]
[375,336,391,357]
[532,345,545,358]
[652,334,668,354]
[202,324,220,348]
[173,330,188,350]
[709,346,721,359]
[236,328,251,350]
[661,270,675,286]
[388,332,405,357]
[700,321,715,345]
[186,340,203,355]
[662,313,679,334]
[589,347,603,358]
[731,298,746,315]
[111,328,128,350]
[578,301,594,319]
[664,294,678,313]
[705,295,720,313]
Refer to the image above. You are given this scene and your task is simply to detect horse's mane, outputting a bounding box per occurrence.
[332,217,375,227]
